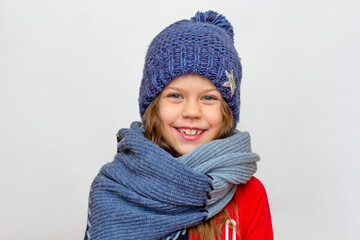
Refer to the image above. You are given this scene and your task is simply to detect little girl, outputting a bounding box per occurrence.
[85,10,273,240]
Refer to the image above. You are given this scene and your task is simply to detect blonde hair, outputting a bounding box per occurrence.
[189,200,240,240]
[142,94,238,240]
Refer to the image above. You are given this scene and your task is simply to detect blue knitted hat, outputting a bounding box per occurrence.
[139,10,242,127]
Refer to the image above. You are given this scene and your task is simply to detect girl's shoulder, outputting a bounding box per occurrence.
[234,176,268,201]
[227,176,271,218]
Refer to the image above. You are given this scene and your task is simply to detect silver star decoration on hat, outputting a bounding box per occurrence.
[222,70,236,97]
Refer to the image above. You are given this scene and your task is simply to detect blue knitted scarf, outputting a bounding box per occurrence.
[86,122,259,240]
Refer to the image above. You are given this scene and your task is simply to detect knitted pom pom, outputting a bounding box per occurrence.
[191,10,234,40]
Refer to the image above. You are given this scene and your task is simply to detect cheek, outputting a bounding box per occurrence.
[205,106,223,127]
[158,103,178,125]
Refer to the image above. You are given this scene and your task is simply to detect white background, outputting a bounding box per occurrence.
[1,0,359,239]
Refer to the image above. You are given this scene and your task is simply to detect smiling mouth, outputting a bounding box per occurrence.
[176,128,205,136]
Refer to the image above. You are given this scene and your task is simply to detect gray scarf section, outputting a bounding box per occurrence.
[175,124,260,217]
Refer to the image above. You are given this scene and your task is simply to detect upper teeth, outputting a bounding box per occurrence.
[178,128,204,136]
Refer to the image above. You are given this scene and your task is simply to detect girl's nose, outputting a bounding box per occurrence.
[182,100,201,118]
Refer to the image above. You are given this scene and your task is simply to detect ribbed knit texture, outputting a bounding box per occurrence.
[139,11,242,127]
[86,122,259,240]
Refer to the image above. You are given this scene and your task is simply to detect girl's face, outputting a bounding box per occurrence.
[158,74,223,155]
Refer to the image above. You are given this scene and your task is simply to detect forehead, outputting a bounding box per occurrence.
[164,74,218,90]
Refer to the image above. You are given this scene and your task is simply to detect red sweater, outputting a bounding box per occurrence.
[190,177,273,240]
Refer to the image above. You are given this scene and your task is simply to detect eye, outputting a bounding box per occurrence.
[168,93,182,99]
[202,95,217,101]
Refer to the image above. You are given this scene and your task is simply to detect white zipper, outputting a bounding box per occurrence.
[225,219,236,240]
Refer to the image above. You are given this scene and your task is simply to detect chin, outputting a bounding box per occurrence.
[176,145,199,155]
